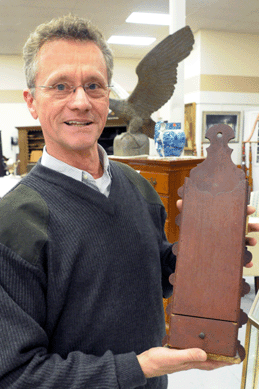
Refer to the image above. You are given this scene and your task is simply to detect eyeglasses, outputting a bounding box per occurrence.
[33,82,111,99]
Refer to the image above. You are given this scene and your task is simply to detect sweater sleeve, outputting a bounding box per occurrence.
[0,244,146,389]
[0,186,146,389]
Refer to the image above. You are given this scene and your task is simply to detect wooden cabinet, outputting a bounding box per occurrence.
[110,157,204,243]
[17,126,43,175]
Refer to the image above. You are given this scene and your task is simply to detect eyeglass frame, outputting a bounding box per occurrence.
[30,82,113,99]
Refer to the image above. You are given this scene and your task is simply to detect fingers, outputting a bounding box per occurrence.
[244,204,259,247]
[171,348,207,364]
[245,236,257,246]
[176,199,182,212]
[247,223,259,233]
[191,360,233,371]
[174,349,231,370]
[247,205,256,216]
[137,347,207,378]
[137,347,229,378]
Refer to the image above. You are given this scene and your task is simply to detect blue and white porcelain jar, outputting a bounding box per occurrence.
[154,121,186,157]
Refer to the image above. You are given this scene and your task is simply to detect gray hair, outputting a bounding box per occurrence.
[23,14,114,89]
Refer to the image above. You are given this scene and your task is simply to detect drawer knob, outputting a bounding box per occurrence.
[149,178,157,187]
[199,332,205,339]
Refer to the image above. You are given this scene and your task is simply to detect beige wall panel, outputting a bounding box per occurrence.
[200,30,259,77]
[200,75,259,93]
[0,90,24,103]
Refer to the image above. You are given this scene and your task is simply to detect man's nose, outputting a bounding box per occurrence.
[67,86,92,110]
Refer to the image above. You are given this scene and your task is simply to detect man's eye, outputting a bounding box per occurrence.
[88,83,100,90]
[55,84,67,91]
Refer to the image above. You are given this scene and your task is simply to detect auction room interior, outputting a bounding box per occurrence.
[0,1,259,388]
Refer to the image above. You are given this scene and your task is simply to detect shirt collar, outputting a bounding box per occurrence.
[41,144,111,183]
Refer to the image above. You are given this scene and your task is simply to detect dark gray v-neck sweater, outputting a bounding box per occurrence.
[0,160,175,388]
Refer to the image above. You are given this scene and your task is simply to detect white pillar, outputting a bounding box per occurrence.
[168,0,186,127]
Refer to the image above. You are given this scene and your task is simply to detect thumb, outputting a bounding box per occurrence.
[174,348,208,364]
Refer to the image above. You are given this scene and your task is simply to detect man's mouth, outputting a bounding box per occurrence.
[65,121,93,126]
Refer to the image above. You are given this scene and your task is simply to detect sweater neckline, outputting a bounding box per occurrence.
[26,162,122,216]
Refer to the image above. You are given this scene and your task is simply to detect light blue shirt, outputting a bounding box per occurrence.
[41,145,112,197]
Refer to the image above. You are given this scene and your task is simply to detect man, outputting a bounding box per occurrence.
[0,14,257,388]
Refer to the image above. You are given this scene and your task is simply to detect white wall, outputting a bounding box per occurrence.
[0,55,26,89]
[0,56,38,161]
[184,30,259,164]
[199,30,259,77]
[0,29,259,167]
[0,104,40,161]
[113,57,139,93]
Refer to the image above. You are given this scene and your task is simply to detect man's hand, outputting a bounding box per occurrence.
[246,205,259,245]
[137,347,230,378]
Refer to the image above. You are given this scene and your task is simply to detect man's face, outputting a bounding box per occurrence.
[24,39,110,160]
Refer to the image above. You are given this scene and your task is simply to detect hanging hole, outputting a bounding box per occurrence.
[217,132,223,138]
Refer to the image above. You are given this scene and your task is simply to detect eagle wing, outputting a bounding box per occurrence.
[128,26,194,118]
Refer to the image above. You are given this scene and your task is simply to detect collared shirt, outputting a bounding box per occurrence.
[41,145,112,197]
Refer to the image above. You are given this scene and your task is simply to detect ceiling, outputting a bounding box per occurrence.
[0,0,258,59]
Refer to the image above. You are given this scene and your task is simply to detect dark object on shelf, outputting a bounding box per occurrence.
[164,124,250,363]
[11,136,18,146]
[98,125,126,155]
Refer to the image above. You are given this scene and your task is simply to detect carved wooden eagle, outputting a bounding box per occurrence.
[109,26,194,138]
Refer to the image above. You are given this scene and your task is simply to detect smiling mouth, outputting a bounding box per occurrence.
[65,121,93,126]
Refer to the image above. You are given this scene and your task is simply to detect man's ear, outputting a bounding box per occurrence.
[23,89,38,120]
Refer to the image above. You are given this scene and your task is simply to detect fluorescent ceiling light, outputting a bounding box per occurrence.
[107,36,156,46]
[126,12,170,26]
